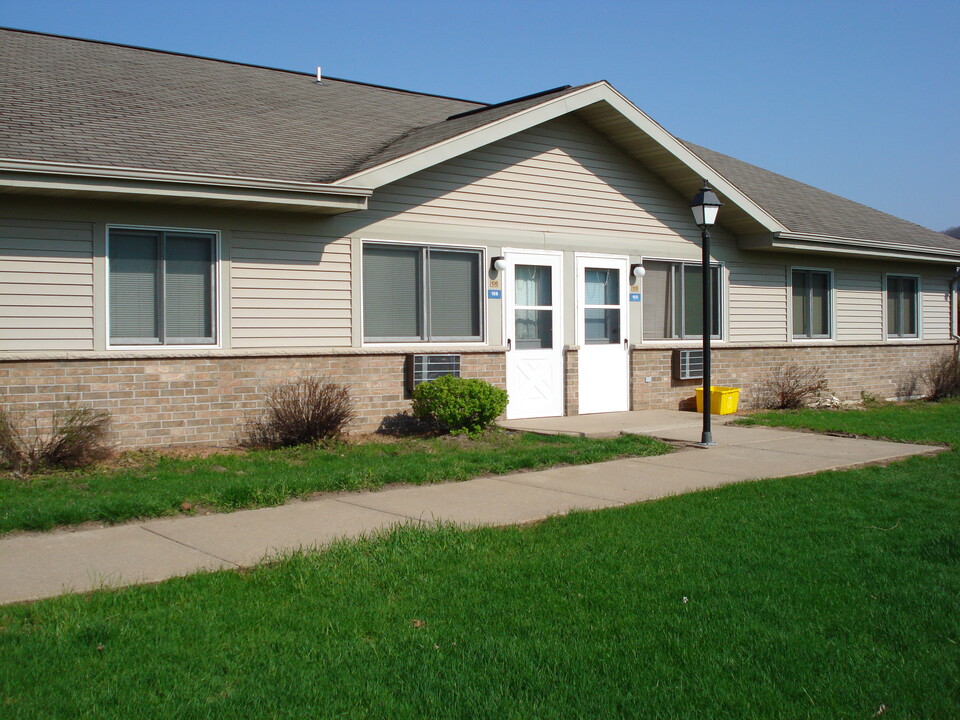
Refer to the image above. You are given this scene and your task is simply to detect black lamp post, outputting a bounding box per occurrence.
[689,182,722,447]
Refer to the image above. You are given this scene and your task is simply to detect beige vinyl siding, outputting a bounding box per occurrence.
[920,271,952,339]
[370,116,701,242]
[835,269,883,341]
[230,231,351,348]
[727,262,788,342]
[0,219,94,352]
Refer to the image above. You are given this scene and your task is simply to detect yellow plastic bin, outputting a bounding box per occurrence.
[695,386,741,415]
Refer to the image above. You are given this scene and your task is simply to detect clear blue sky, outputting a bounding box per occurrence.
[2,0,958,231]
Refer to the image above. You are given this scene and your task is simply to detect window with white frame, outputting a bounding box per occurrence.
[641,261,721,340]
[886,275,919,338]
[362,243,482,342]
[108,228,217,345]
[791,269,831,339]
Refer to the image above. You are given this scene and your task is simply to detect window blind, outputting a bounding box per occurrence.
[642,262,670,340]
[429,250,480,338]
[109,230,160,342]
[363,245,422,339]
[165,234,213,341]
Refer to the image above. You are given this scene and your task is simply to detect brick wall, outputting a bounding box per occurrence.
[563,348,579,416]
[0,351,506,448]
[630,342,957,410]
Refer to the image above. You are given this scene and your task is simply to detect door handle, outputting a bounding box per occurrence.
[623,338,629,348]
[507,338,512,350]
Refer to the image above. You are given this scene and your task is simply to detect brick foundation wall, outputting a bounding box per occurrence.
[563,348,579,416]
[0,351,506,448]
[630,342,958,411]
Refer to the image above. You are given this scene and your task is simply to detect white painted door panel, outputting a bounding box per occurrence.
[504,252,563,419]
[576,255,629,414]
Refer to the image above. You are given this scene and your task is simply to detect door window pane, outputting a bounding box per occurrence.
[429,250,480,338]
[516,265,552,306]
[515,309,553,349]
[584,268,618,305]
[585,308,620,344]
[363,245,422,339]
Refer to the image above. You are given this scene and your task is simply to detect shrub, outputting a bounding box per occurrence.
[0,403,111,474]
[411,376,508,436]
[920,352,960,400]
[244,376,354,448]
[752,363,829,410]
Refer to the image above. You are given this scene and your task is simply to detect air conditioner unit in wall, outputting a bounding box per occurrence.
[406,354,461,395]
[672,349,704,380]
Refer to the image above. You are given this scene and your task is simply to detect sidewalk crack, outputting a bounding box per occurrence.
[139,527,241,568]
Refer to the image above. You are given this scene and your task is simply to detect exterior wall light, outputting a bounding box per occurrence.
[491,256,507,273]
[631,264,646,281]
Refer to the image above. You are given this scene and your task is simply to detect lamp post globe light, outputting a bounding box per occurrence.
[689,182,722,447]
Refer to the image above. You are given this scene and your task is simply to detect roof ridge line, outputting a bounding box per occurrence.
[0,26,488,105]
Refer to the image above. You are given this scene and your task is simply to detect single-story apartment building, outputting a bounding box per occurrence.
[1,28,958,447]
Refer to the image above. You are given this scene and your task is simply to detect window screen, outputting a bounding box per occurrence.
[886,276,918,337]
[362,243,482,342]
[642,261,720,340]
[109,229,216,345]
[792,269,831,338]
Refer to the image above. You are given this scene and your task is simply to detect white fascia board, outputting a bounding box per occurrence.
[768,232,960,264]
[0,158,371,211]
[332,81,786,234]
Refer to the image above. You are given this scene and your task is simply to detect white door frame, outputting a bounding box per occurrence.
[503,249,564,419]
[575,253,630,415]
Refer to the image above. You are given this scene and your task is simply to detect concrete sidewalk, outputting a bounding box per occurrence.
[0,412,941,605]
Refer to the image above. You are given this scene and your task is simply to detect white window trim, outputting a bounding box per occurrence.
[883,272,922,341]
[789,266,835,342]
[360,238,488,347]
[638,256,726,344]
[105,224,222,350]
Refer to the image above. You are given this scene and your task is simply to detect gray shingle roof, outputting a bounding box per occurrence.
[683,141,960,252]
[0,28,482,182]
[2,28,956,255]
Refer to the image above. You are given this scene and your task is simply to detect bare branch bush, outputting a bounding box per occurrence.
[752,363,829,410]
[243,376,354,448]
[920,352,960,400]
[0,403,112,474]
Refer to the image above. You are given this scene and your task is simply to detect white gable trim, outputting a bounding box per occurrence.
[331,82,787,234]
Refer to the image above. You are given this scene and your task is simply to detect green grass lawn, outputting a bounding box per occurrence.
[1,401,958,718]
[0,431,670,534]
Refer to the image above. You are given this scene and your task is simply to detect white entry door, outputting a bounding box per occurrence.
[576,254,629,414]
[504,251,564,419]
